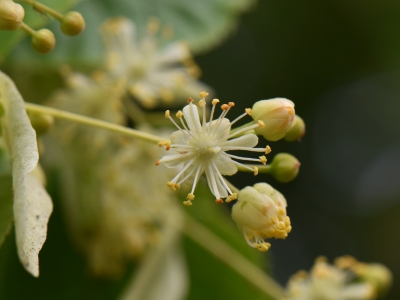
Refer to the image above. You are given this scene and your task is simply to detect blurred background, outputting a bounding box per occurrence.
[1,0,400,299]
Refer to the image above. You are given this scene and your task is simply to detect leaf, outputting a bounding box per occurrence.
[0,175,13,248]
[0,71,53,277]
[6,0,256,65]
[0,0,81,61]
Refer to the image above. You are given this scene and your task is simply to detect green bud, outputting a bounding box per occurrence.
[0,0,24,31]
[357,263,392,297]
[28,113,54,135]
[284,115,305,142]
[61,11,85,36]
[31,28,55,54]
[269,153,300,183]
[252,98,295,141]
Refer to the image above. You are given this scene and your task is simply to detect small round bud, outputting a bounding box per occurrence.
[61,11,85,36]
[284,115,305,142]
[252,98,295,141]
[28,113,54,135]
[0,0,25,31]
[269,153,300,183]
[31,29,55,54]
[357,263,392,297]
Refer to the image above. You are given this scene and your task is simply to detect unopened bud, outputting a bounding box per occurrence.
[357,263,392,297]
[28,113,54,135]
[0,0,25,31]
[269,153,300,183]
[231,183,290,251]
[61,11,85,36]
[284,115,305,142]
[252,98,295,141]
[32,28,55,53]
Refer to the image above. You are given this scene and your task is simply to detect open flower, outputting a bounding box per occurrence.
[285,256,379,300]
[231,183,291,252]
[100,17,210,109]
[157,92,270,205]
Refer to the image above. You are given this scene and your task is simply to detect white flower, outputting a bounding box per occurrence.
[231,183,291,252]
[285,257,377,300]
[100,17,210,109]
[157,92,270,205]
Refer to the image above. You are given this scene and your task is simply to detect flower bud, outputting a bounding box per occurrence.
[356,263,392,297]
[252,98,295,141]
[61,11,85,36]
[0,0,24,31]
[269,153,300,183]
[284,115,305,142]
[231,183,291,252]
[31,28,55,54]
[28,112,54,135]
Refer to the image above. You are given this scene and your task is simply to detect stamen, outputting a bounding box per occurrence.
[183,200,192,206]
[215,199,223,204]
[176,110,183,118]
[157,140,171,150]
[199,91,209,98]
[259,155,267,165]
[266,146,272,154]
[211,161,232,195]
[253,167,258,176]
[169,158,196,184]
[187,97,194,103]
[245,108,252,116]
[258,120,265,128]
[155,159,160,166]
[226,154,264,163]
[226,193,237,203]
[165,111,182,130]
[228,123,260,139]
[165,110,170,118]
[190,165,202,194]
[230,111,248,126]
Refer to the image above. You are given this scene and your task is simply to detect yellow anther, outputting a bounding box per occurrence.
[257,120,265,128]
[253,166,258,176]
[199,99,205,107]
[183,200,193,206]
[215,198,223,204]
[212,99,220,105]
[228,102,235,107]
[187,97,194,103]
[176,110,183,118]
[245,108,252,116]
[259,155,267,165]
[174,183,180,190]
[221,104,229,110]
[278,207,285,215]
[226,193,238,203]
[265,145,272,154]
[158,140,171,150]
[187,193,195,201]
[165,110,170,118]
[199,91,209,98]
[147,17,160,34]
[167,182,178,190]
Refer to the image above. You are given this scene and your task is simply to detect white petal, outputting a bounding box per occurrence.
[222,133,258,148]
[182,104,201,133]
[205,166,228,199]
[214,154,237,176]
[209,118,231,141]
[156,42,190,65]
[170,130,190,145]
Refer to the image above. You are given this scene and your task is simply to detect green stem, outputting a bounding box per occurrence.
[24,103,163,144]
[18,0,64,20]
[183,212,285,300]
[20,22,35,36]
[238,164,272,173]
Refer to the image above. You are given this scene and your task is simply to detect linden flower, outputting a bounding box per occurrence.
[285,257,378,300]
[157,92,271,205]
[231,183,291,252]
[100,17,209,109]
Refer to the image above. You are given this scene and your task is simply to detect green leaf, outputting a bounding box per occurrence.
[0,0,81,61]
[6,0,256,65]
[0,175,13,248]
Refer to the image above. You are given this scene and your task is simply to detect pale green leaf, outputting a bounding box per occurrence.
[7,0,256,64]
[0,71,53,277]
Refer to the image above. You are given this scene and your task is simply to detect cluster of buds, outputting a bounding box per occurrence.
[285,256,392,300]
[0,0,85,53]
